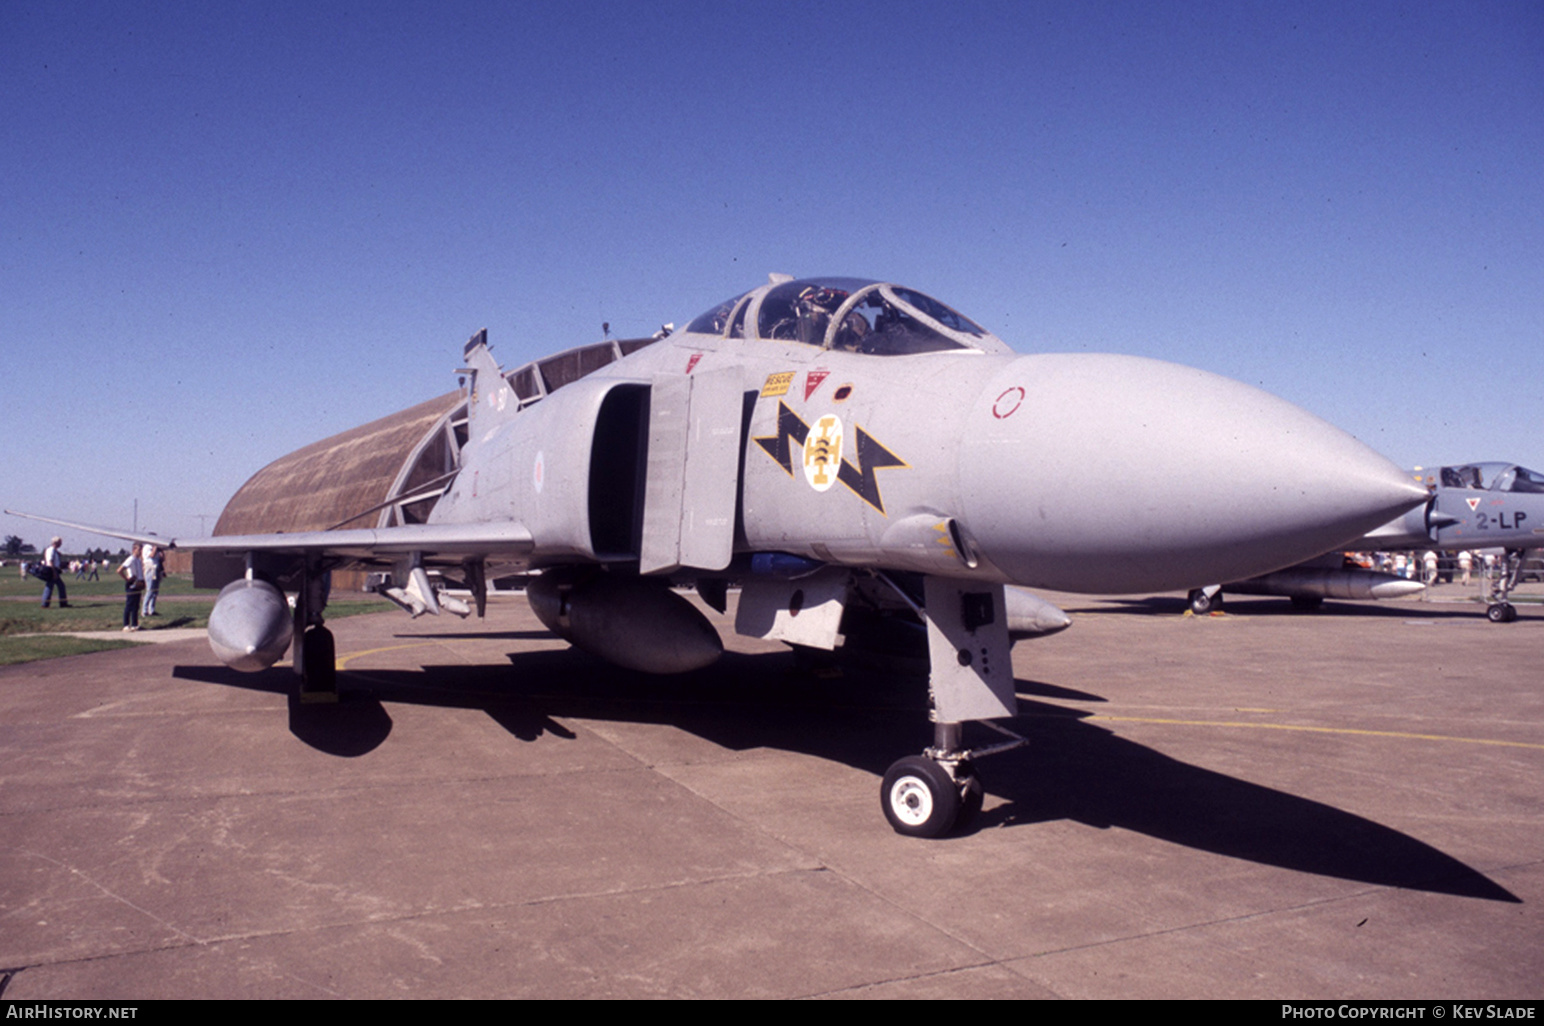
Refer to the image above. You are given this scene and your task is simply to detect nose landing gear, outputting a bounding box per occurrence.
[1485,549,1524,624]
[874,575,1025,838]
[881,721,1022,838]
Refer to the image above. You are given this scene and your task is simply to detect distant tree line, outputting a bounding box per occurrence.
[3,536,123,560]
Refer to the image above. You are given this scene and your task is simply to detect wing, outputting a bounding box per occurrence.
[5,509,171,550]
[4,508,533,578]
[173,521,533,560]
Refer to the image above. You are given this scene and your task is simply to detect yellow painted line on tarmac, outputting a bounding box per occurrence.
[326,644,1544,752]
[335,642,445,671]
[1083,714,1544,751]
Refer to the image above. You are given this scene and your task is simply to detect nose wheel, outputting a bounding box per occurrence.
[880,723,1019,838]
[882,757,968,837]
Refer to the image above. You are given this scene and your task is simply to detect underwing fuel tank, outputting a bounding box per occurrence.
[960,354,1431,594]
[206,578,294,672]
[1228,567,1426,601]
[526,573,723,674]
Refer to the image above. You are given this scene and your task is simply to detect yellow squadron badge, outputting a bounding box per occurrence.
[803,415,842,492]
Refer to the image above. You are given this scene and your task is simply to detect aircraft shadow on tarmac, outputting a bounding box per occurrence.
[1084,596,1522,620]
[172,646,1517,904]
[395,629,557,641]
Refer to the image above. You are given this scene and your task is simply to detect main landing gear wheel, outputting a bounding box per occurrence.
[300,624,337,701]
[1487,602,1518,623]
[1188,588,1221,615]
[882,756,964,838]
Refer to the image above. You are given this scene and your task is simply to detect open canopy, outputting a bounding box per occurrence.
[685,277,1011,356]
[1440,462,1544,493]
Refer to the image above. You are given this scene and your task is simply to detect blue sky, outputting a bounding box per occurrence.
[4,0,1540,552]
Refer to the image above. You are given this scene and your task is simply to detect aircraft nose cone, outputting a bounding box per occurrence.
[961,354,1427,593]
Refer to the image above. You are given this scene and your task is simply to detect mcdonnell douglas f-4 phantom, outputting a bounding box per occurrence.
[11,275,1428,837]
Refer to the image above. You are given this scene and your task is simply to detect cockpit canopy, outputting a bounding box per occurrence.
[1440,463,1544,493]
[685,277,1010,356]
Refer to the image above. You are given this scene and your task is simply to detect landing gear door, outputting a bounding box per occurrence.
[640,367,742,574]
[734,567,851,650]
[925,577,1017,723]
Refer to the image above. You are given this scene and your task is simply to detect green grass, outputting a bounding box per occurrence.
[0,571,395,664]
[0,570,203,602]
[1,595,391,637]
[0,599,193,635]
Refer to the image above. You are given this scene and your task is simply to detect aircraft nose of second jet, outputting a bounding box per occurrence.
[959,354,1428,593]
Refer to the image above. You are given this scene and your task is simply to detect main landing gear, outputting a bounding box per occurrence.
[1187,587,1222,615]
[299,623,337,697]
[1485,549,1525,624]
[880,720,1024,838]
[1487,602,1518,623]
[293,559,339,704]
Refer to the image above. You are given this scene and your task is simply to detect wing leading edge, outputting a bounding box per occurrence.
[4,509,533,564]
[175,521,534,560]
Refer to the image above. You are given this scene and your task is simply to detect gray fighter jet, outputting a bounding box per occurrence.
[1368,462,1544,622]
[1189,461,1544,621]
[10,275,1428,837]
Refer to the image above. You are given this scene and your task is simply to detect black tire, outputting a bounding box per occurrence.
[881,756,961,838]
[302,625,336,693]
[1487,603,1515,624]
[1188,589,1220,615]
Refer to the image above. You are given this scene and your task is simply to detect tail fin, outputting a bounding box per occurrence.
[461,329,517,434]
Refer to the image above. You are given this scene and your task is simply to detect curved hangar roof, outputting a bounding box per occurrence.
[194,392,465,589]
[212,391,467,537]
[196,332,662,588]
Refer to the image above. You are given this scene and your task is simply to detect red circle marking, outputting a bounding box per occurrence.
[992,386,1025,419]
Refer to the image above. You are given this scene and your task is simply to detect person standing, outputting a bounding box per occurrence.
[118,544,145,631]
[40,536,70,608]
[141,544,164,617]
